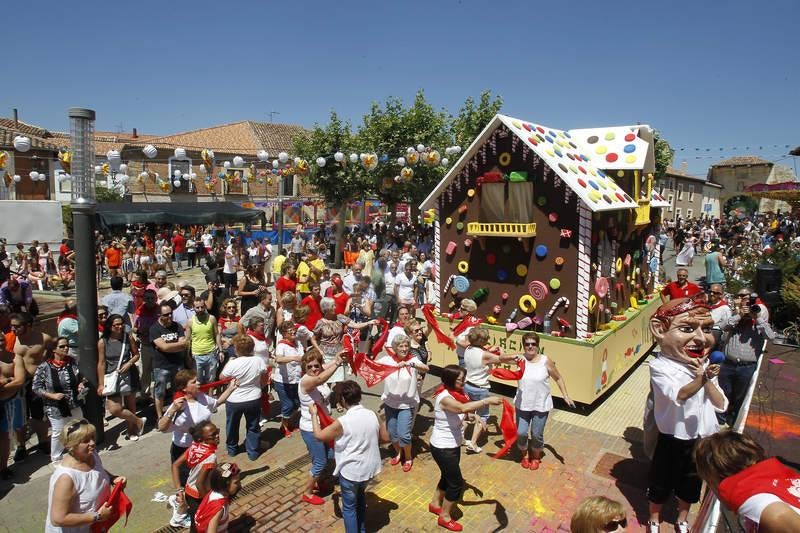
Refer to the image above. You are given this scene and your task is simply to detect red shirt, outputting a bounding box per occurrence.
[661,281,701,300]
[172,234,186,254]
[332,291,349,315]
[300,295,323,331]
[59,244,70,257]
[275,276,297,297]
[105,247,122,268]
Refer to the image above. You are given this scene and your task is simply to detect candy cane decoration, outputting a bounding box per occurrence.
[576,204,592,338]
[433,206,441,310]
[546,296,571,321]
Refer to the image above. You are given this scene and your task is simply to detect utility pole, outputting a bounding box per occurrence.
[267,111,280,123]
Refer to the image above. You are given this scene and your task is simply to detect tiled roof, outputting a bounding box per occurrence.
[48,132,129,156]
[665,166,707,182]
[0,124,59,151]
[247,121,306,154]
[711,156,772,167]
[0,118,51,138]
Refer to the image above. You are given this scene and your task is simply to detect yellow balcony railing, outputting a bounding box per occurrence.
[466,222,537,237]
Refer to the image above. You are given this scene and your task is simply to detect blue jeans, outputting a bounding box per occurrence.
[340,476,368,533]
[273,381,300,418]
[384,405,413,446]
[193,352,218,384]
[301,429,333,477]
[718,361,757,426]
[516,410,549,450]
[225,397,261,459]
[464,383,490,422]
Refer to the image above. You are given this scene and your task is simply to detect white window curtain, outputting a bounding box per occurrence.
[479,183,505,222]
[507,183,534,222]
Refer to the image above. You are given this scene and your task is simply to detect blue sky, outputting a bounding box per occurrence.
[5,0,798,177]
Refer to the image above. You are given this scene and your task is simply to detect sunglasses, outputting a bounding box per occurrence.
[180,293,191,298]
[524,342,538,347]
[97,313,108,317]
[161,313,173,317]
[305,363,321,369]
[603,518,627,531]
[67,419,90,435]
[708,291,723,295]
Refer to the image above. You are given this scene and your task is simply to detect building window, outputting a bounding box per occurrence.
[677,183,683,200]
[668,194,674,210]
[282,173,295,197]
[168,157,193,194]
[686,208,693,219]
[224,168,249,195]
[688,185,695,202]
[478,182,535,223]
[675,207,682,219]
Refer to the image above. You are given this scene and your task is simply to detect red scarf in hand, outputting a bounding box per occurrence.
[260,367,273,416]
[492,399,518,459]
[173,377,233,400]
[314,401,335,448]
[369,318,390,356]
[421,304,456,349]
[356,356,403,388]
[434,385,471,404]
[491,359,525,381]
[90,482,133,533]
[194,492,228,533]
[452,314,483,337]
[247,329,267,342]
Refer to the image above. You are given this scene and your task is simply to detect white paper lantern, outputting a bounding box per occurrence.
[397,157,406,166]
[173,169,182,177]
[293,157,301,165]
[278,152,289,163]
[94,165,102,173]
[117,174,130,184]
[349,153,358,163]
[29,171,39,180]
[359,153,368,162]
[174,148,187,159]
[119,163,128,174]
[272,160,279,169]
[173,180,181,187]
[416,144,425,152]
[106,150,121,170]
[13,174,21,182]
[13,136,31,152]
[257,150,269,162]
[441,158,449,166]
[316,157,326,167]
[233,156,245,167]
[139,171,149,179]
[142,145,157,159]
[453,146,461,153]
[223,161,231,169]
[334,152,344,162]
[190,172,197,180]
[39,173,46,182]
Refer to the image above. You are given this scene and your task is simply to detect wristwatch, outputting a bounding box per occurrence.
[92,511,101,522]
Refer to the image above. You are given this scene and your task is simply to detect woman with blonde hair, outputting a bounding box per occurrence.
[570,496,627,532]
[45,420,126,532]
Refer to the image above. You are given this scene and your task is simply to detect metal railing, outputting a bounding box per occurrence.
[466,221,537,237]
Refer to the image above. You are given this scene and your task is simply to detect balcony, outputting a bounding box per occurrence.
[466,222,537,237]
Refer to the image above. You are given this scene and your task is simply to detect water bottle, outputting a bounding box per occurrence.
[543,318,551,334]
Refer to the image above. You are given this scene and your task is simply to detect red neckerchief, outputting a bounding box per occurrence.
[56,312,78,326]
[388,348,412,363]
[247,329,266,342]
[49,356,74,369]
[718,457,800,513]
[452,315,483,337]
[135,303,159,317]
[709,299,729,310]
[186,441,217,468]
[435,385,471,404]
[219,316,240,329]
[278,339,296,348]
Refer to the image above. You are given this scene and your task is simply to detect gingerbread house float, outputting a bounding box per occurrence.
[420,114,671,405]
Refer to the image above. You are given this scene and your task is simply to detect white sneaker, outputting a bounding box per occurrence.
[168,495,191,527]
[466,441,482,454]
[170,513,191,528]
[647,520,660,533]
[676,521,689,533]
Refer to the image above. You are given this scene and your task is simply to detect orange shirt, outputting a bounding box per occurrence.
[105,247,122,268]
[5,332,15,352]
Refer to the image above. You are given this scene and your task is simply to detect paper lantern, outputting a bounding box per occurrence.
[223,161,231,169]
[416,144,425,152]
[13,174,21,182]
[29,171,39,180]
[406,150,419,165]
[278,152,289,163]
[94,165,102,173]
[38,173,46,182]
[119,163,128,174]
[316,157,326,167]
[190,172,197,180]
[257,150,269,162]
[139,171,149,179]
[334,152,344,162]
[173,169,182,177]
[106,150,121,169]
[197,164,207,174]
[172,179,181,187]
[272,160,279,169]
[233,156,245,167]
[349,153,358,163]
[13,136,31,152]
[117,174,130,184]
[397,157,406,166]
[142,145,157,159]
[174,148,187,159]
[424,150,441,166]
[452,146,461,153]
[441,158,449,166]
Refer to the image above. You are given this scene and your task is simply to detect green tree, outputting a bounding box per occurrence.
[292,111,365,267]
[357,90,451,221]
[61,183,123,236]
[451,90,503,148]
[653,132,674,178]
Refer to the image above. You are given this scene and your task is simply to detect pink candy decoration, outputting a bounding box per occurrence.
[445,241,457,255]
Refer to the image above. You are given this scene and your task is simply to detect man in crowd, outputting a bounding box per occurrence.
[290,230,305,264]
[154,270,170,291]
[342,262,363,296]
[104,239,123,279]
[134,288,160,396]
[200,272,223,320]
[171,230,186,271]
[172,285,196,326]
[646,297,727,533]
[706,283,731,350]
[238,292,276,343]
[9,312,52,460]
[0,276,37,316]
[0,341,24,478]
[718,288,775,427]
[222,240,240,297]
[660,268,702,303]
[184,297,220,385]
[296,248,324,300]
[101,276,134,330]
[150,303,187,419]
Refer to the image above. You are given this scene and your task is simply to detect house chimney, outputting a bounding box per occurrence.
[12,108,18,126]
[132,127,138,139]
[681,161,688,173]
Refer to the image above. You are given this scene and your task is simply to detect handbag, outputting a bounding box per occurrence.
[101,336,126,397]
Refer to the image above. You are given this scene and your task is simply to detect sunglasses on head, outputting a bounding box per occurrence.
[67,419,90,435]
[603,518,627,531]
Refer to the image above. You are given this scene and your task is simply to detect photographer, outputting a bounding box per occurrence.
[718,288,775,427]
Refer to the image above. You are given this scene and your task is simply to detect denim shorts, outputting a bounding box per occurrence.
[464,383,490,421]
[152,367,179,400]
[0,394,24,432]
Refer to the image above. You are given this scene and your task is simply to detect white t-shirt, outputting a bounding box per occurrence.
[221,356,267,403]
[430,390,465,449]
[273,340,302,384]
[649,355,727,439]
[739,494,800,531]
[377,355,420,409]
[395,273,416,303]
[334,405,382,482]
[464,346,490,389]
[248,335,270,365]
[45,452,111,533]
[298,377,331,432]
[384,271,398,295]
[168,392,218,447]
[514,357,553,413]
[223,245,238,274]
[201,233,214,248]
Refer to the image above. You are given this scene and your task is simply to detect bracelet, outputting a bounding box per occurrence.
[92,511,101,523]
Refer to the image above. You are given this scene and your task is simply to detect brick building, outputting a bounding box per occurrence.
[656,164,722,220]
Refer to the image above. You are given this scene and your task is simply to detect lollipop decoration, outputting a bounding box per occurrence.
[528,280,549,301]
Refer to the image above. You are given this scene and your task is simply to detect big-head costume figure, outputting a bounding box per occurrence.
[646,296,728,533]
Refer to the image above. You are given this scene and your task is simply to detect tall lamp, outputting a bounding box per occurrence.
[69,107,104,440]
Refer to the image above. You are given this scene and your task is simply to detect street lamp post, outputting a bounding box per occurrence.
[277,175,284,251]
[69,107,104,441]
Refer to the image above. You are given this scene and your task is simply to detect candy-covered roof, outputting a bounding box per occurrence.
[569,125,655,173]
[650,190,671,208]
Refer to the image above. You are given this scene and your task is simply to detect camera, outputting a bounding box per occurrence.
[748,293,760,314]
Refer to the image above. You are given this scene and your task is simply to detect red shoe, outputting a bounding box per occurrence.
[402,460,413,472]
[282,426,292,438]
[301,494,325,505]
[437,517,463,531]
[529,459,541,470]
[428,503,442,515]
[390,454,402,466]
[520,457,531,469]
